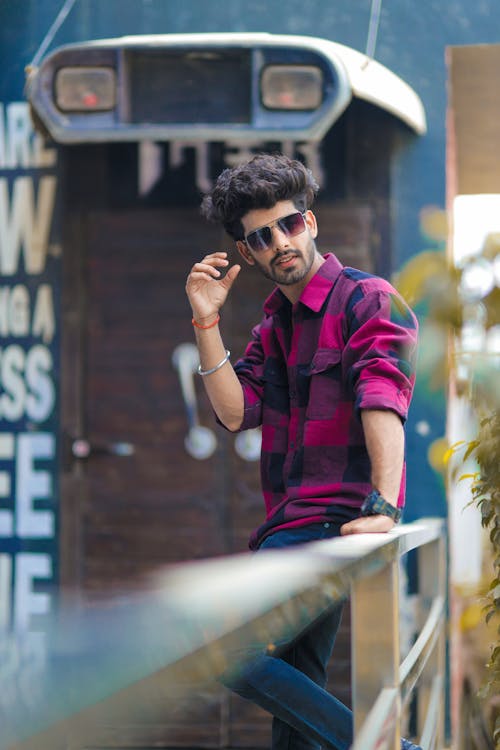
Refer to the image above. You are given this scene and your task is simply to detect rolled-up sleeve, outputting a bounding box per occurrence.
[216,323,266,431]
[342,289,418,421]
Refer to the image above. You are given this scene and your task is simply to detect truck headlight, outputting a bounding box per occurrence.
[260,65,323,110]
[55,67,116,112]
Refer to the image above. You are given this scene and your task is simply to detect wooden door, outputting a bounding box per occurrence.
[61,207,270,748]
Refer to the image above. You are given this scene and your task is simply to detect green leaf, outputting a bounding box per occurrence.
[458,472,480,483]
[443,440,466,464]
[463,440,480,461]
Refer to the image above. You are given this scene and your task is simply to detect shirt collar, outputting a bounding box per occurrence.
[263,253,344,315]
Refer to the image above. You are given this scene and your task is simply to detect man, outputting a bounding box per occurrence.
[185,154,420,750]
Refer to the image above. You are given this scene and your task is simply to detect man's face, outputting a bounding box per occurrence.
[236,200,323,293]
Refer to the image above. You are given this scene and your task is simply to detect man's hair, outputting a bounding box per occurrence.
[201,153,319,240]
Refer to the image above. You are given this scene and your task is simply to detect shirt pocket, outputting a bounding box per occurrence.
[305,348,343,420]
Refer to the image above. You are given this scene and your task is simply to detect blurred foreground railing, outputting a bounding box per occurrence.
[349,518,446,750]
[0,518,446,750]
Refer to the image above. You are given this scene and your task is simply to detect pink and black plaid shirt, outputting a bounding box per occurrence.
[230,254,418,549]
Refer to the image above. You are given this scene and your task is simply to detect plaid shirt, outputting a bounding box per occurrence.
[230,254,418,549]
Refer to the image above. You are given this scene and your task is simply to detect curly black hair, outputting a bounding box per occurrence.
[201,153,319,240]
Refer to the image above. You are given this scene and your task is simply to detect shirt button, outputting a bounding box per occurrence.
[323,522,330,528]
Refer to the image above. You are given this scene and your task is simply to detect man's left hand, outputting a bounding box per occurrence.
[340,514,395,535]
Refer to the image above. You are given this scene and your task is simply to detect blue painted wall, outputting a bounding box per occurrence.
[3,0,499,222]
[0,0,63,648]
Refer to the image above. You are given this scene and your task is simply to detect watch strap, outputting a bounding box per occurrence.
[360,489,402,523]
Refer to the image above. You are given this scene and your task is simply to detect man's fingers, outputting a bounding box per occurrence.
[188,253,232,280]
[340,520,356,536]
[221,264,241,289]
[187,271,220,287]
[191,261,224,278]
[200,251,230,266]
[188,261,240,286]
[340,515,395,535]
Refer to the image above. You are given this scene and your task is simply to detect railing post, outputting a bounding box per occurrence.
[351,557,401,750]
[417,533,446,747]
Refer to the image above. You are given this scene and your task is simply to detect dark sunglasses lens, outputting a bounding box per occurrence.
[246,227,272,252]
[279,212,306,236]
[246,212,306,252]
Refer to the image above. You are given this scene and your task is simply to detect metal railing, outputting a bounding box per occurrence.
[1,518,446,750]
[349,518,446,750]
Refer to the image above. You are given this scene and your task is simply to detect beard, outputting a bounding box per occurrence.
[251,236,318,286]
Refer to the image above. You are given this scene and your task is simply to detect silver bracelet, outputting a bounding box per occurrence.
[198,349,231,376]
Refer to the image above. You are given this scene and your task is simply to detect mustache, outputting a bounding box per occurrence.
[272,250,300,265]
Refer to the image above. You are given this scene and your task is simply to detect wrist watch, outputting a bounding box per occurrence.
[360,488,401,523]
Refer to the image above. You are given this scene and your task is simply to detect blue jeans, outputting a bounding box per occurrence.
[222,524,353,750]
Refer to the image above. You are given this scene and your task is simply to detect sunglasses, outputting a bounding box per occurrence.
[244,211,307,253]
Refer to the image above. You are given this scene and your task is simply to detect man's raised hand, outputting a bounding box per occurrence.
[186,252,241,324]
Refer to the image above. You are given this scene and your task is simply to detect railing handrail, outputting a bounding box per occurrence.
[159,516,445,634]
[1,517,447,750]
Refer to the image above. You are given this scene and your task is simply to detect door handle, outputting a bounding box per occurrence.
[71,438,135,459]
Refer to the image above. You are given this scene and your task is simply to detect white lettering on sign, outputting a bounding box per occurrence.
[0,345,55,423]
[0,284,29,335]
[0,176,57,276]
[299,142,324,183]
[222,141,269,168]
[0,102,56,170]
[32,284,55,343]
[25,346,55,421]
[0,432,56,540]
[155,139,325,198]
[16,433,55,539]
[0,284,56,343]
[0,434,14,536]
[222,140,324,185]
[0,433,55,540]
[169,141,212,194]
[0,345,24,422]
[13,553,52,637]
[0,553,11,629]
[0,102,58,652]
[138,140,163,196]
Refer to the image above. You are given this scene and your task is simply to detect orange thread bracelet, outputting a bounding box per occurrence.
[192,314,220,330]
